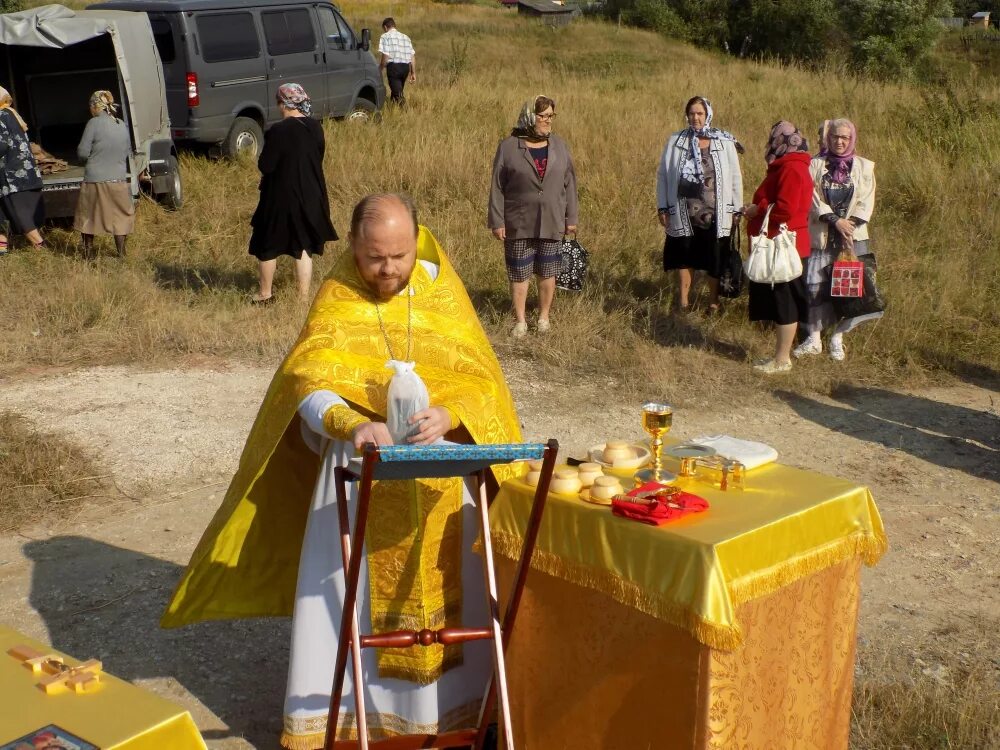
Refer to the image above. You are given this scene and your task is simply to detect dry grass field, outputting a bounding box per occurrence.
[4,0,1000,402]
[2,1,999,748]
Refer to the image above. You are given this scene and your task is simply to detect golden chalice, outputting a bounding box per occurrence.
[634,402,674,485]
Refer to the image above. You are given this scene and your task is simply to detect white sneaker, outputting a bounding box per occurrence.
[511,321,528,339]
[536,318,551,333]
[753,359,793,374]
[829,338,846,361]
[793,339,822,358]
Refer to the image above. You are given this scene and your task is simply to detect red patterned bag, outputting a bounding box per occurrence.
[831,250,864,298]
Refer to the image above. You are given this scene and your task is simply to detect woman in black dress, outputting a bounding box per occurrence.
[249,83,337,304]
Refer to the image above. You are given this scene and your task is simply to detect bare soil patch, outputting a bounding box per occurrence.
[0,361,997,748]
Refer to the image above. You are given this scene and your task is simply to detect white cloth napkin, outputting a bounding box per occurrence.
[688,435,778,470]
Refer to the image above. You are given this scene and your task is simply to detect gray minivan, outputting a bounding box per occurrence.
[89,0,385,158]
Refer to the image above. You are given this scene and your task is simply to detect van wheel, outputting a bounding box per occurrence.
[345,98,377,123]
[223,117,264,159]
[157,155,183,211]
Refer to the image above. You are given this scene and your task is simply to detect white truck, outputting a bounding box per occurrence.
[0,4,183,218]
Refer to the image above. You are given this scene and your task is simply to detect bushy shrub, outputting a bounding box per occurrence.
[605,0,951,78]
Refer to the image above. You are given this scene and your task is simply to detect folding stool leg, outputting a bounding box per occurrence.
[475,439,558,750]
[474,470,515,750]
[335,466,369,749]
[325,451,378,750]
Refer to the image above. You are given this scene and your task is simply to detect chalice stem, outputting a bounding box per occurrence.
[651,435,663,481]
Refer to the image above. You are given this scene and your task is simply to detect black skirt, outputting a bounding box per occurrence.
[662,224,726,278]
[748,276,809,325]
[0,189,44,234]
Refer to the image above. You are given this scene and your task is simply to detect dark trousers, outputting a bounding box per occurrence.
[386,62,410,104]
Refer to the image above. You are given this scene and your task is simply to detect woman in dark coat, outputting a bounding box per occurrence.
[0,85,46,255]
[741,121,813,374]
[488,94,578,337]
[249,83,337,304]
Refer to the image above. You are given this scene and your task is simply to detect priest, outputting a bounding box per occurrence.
[162,193,522,748]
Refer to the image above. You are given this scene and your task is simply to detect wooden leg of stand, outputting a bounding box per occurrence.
[325,455,378,750]
[475,471,515,750]
[336,469,369,748]
[475,440,558,750]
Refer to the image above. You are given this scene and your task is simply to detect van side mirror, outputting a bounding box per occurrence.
[360,28,370,52]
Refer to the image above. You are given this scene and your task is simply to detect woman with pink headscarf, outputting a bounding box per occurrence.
[741,121,813,374]
[795,118,880,361]
[248,82,337,304]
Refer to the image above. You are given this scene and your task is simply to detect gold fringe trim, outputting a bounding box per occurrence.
[491,527,887,652]
[376,646,463,684]
[280,730,326,750]
[728,529,888,607]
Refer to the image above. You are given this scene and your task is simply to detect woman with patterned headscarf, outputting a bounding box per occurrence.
[0,85,46,255]
[741,121,814,373]
[248,82,337,304]
[656,95,744,313]
[74,90,134,258]
[795,118,880,361]
[488,94,578,337]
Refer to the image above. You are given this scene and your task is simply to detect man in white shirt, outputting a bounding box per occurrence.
[377,17,415,105]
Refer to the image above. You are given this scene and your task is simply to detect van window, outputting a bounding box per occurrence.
[334,11,356,50]
[196,13,261,62]
[316,6,343,50]
[149,17,176,63]
[262,9,316,56]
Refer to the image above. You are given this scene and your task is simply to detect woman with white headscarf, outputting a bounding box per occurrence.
[75,90,134,258]
[795,118,880,361]
[0,85,45,254]
[656,95,743,313]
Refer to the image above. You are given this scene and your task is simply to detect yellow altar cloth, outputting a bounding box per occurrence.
[0,625,206,750]
[490,459,887,749]
[490,460,886,649]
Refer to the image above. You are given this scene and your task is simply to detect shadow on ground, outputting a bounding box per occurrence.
[23,536,288,748]
[154,264,258,293]
[776,387,1000,483]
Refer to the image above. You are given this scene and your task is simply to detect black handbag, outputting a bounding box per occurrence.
[556,235,589,292]
[831,253,886,319]
[717,218,744,298]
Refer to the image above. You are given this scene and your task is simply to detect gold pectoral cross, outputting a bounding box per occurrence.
[8,644,103,694]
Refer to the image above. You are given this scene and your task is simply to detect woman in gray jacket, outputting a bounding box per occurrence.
[656,96,743,313]
[488,95,578,337]
[74,90,134,258]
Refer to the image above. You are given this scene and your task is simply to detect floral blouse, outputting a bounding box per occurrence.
[0,109,43,197]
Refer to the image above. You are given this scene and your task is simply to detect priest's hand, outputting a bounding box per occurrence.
[407,406,452,445]
[352,421,394,449]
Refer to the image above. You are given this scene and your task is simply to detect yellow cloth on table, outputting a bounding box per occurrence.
[161,225,522,677]
[490,459,886,650]
[0,625,205,750]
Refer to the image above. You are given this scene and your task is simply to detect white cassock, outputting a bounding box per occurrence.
[281,262,492,747]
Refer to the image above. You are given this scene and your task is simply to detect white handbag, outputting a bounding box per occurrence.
[744,204,803,285]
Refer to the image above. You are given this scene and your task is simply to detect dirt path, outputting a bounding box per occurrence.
[1,361,998,748]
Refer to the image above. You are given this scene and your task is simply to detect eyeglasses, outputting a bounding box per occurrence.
[536,113,556,121]
[830,135,851,142]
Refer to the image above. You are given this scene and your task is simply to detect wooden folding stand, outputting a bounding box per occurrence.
[324,440,559,750]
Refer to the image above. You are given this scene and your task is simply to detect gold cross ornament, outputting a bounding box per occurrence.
[7,644,103,694]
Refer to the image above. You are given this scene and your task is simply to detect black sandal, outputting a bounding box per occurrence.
[250,295,276,306]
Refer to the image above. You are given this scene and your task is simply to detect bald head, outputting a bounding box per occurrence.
[349,194,419,300]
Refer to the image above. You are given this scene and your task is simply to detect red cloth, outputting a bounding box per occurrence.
[746,151,814,258]
[611,482,709,526]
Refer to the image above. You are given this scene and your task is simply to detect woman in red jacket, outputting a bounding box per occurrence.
[742,121,813,374]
